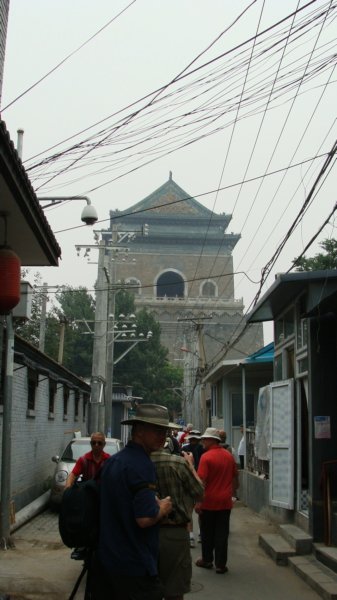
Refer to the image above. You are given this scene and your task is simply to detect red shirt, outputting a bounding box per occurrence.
[179,431,189,446]
[72,450,110,480]
[197,445,237,510]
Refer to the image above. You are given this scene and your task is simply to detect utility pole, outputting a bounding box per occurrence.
[78,223,148,435]
[178,316,211,431]
[88,242,108,433]
[105,225,118,436]
[196,322,207,430]
[57,315,67,365]
[38,282,48,353]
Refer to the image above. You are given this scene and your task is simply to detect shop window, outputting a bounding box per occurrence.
[275,308,295,345]
[216,381,223,418]
[63,386,69,420]
[74,390,80,420]
[49,379,57,417]
[297,318,308,350]
[83,393,89,421]
[27,368,38,415]
[274,354,283,381]
[211,385,217,417]
[231,392,255,427]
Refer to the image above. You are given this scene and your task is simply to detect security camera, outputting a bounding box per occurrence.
[81,203,98,226]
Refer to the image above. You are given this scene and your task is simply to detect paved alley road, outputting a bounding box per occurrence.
[0,503,322,599]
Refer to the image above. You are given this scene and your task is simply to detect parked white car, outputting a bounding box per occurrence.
[50,436,123,508]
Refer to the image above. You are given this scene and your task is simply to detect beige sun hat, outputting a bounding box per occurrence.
[121,403,170,428]
[187,429,201,440]
[200,427,221,441]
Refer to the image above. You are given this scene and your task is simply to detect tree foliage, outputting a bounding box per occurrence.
[15,274,95,378]
[45,287,95,377]
[14,270,44,346]
[113,290,183,416]
[14,277,183,415]
[293,239,337,271]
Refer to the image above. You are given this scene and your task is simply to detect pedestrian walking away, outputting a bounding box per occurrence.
[91,404,173,600]
[195,427,238,575]
[151,443,204,600]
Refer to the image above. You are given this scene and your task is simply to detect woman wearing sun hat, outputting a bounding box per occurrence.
[195,427,239,574]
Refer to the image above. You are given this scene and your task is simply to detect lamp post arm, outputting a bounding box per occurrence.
[38,196,92,209]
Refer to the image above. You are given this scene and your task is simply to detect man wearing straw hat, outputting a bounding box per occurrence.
[195,427,238,575]
[94,404,173,600]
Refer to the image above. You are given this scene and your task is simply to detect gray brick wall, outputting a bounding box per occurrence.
[0,362,88,512]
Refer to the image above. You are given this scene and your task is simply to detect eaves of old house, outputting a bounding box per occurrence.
[0,119,61,267]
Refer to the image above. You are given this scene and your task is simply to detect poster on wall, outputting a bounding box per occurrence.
[314,416,331,439]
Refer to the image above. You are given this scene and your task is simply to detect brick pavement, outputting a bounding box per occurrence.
[0,509,85,600]
[0,504,323,600]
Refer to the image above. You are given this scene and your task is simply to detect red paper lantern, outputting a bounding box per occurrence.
[0,246,21,314]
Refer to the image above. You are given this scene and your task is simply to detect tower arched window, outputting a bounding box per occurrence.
[202,281,217,297]
[126,278,141,295]
[157,271,184,298]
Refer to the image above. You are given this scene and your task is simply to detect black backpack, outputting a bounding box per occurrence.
[59,478,100,549]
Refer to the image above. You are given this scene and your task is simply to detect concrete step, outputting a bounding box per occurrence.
[314,544,337,575]
[279,523,313,554]
[289,554,337,600]
[259,533,297,565]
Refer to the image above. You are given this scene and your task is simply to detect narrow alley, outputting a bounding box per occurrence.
[0,502,321,600]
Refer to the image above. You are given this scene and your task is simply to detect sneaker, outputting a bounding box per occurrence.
[190,538,196,548]
[216,566,228,574]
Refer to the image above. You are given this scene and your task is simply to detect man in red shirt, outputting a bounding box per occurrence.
[65,432,110,488]
[195,427,238,574]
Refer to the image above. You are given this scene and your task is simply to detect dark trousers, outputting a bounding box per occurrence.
[88,552,163,600]
[199,509,231,569]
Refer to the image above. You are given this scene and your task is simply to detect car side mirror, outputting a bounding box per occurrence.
[52,455,60,463]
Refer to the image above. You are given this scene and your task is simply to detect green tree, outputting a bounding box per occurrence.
[113,291,183,417]
[46,286,95,377]
[293,239,337,271]
[14,269,44,345]
[15,275,95,378]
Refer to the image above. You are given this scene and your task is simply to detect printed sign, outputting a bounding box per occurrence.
[314,416,331,439]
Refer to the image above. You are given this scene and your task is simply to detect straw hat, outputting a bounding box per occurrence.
[200,427,221,441]
[187,429,201,441]
[121,403,170,428]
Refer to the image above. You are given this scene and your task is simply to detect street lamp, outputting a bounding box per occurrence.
[38,196,98,226]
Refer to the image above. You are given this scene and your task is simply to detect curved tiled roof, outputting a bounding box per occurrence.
[0,120,61,265]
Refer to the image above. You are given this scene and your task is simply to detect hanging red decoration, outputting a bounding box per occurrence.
[0,246,21,314]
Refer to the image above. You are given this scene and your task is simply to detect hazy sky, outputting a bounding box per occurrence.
[2,0,337,343]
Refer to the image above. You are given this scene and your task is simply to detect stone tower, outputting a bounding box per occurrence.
[105,173,263,368]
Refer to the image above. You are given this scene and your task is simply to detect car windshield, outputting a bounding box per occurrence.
[61,439,120,462]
